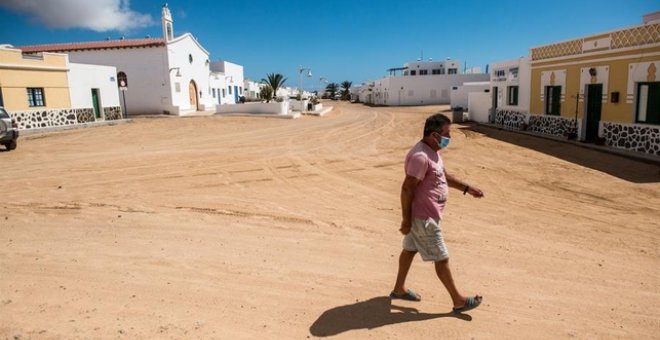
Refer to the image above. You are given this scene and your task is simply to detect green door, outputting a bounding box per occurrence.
[545,86,561,115]
[585,84,602,142]
[91,89,101,119]
[491,87,498,123]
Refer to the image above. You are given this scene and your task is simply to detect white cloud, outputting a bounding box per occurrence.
[0,0,155,32]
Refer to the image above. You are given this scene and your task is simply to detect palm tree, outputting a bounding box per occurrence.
[261,73,287,102]
[340,81,353,101]
[326,82,339,100]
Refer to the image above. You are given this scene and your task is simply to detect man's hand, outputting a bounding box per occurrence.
[400,219,412,235]
[467,186,484,198]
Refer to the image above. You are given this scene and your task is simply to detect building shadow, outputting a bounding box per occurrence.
[460,123,660,184]
[309,296,470,337]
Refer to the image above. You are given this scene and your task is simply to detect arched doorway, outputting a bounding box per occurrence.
[188,80,199,111]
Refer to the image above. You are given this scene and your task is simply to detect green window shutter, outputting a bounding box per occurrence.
[647,83,660,124]
[513,86,518,105]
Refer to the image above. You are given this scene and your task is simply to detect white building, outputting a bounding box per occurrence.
[243,79,264,100]
[359,59,490,106]
[489,57,531,125]
[277,86,297,99]
[19,4,244,116]
[210,60,244,104]
[68,62,121,119]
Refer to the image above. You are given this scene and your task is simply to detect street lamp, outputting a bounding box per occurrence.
[169,67,181,77]
[298,65,312,99]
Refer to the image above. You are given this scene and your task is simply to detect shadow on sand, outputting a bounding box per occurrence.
[309,296,470,337]
[461,123,660,184]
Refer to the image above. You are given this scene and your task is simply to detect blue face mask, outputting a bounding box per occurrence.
[438,136,450,149]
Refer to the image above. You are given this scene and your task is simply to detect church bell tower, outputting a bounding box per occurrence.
[162,3,173,42]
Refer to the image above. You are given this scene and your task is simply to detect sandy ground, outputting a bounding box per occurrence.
[1,101,659,339]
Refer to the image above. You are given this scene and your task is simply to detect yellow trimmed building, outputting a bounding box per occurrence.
[526,13,660,156]
[0,45,122,130]
[0,46,71,111]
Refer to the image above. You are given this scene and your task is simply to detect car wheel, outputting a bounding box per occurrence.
[6,140,16,151]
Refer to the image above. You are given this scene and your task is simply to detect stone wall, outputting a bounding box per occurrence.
[527,114,577,137]
[10,109,79,130]
[104,106,123,120]
[8,106,123,130]
[76,109,95,124]
[602,122,660,156]
[494,109,528,130]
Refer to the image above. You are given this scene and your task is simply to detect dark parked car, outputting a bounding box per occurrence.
[0,107,18,151]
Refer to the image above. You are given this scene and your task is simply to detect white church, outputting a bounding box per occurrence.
[20,4,244,116]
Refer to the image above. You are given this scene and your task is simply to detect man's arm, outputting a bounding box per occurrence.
[445,169,484,198]
[400,175,421,235]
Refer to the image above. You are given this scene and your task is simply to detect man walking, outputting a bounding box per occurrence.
[391,113,484,313]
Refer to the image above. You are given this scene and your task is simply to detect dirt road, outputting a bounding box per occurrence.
[1,101,658,338]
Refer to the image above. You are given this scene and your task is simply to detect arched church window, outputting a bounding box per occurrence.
[117,72,128,88]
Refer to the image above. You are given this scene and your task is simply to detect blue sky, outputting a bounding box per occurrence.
[0,0,657,89]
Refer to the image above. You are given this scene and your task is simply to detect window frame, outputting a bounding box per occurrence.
[636,82,660,125]
[545,86,561,116]
[507,86,519,106]
[27,87,45,107]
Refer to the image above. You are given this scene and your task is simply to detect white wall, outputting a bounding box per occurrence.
[289,99,309,111]
[68,62,121,111]
[66,46,170,115]
[490,57,531,112]
[276,86,296,99]
[370,73,490,106]
[244,79,263,100]
[216,101,289,114]
[450,82,490,110]
[209,72,227,105]
[403,59,461,75]
[167,34,212,113]
[468,92,492,123]
[211,60,244,104]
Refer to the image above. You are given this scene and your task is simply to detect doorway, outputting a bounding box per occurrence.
[189,80,199,110]
[91,89,101,119]
[491,86,498,123]
[585,84,603,142]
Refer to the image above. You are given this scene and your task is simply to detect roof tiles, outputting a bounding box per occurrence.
[18,38,166,53]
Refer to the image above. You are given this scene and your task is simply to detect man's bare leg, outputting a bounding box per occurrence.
[434,259,481,308]
[393,250,416,294]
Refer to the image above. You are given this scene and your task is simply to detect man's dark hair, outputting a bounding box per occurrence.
[423,113,451,137]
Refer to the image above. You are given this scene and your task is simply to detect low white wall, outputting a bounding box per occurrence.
[467,92,491,123]
[289,99,310,111]
[216,101,289,114]
[450,83,489,110]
